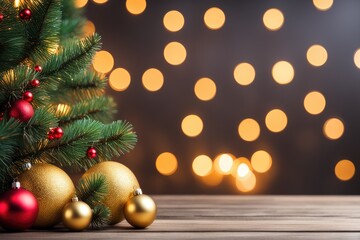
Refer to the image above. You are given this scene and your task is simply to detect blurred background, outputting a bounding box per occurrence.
[79,0,360,194]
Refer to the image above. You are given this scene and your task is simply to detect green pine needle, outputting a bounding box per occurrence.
[91,205,111,229]
[76,173,108,207]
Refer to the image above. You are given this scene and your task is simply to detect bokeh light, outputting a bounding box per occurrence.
[156,152,178,176]
[55,104,71,117]
[192,155,213,177]
[204,7,226,30]
[251,150,272,173]
[163,10,185,32]
[126,0,147,15]
[75,0,88,8]
[304,91,326,115]
[194,77,217,101]
[263,8,284,31]
[354,49,360,69]
[307,45,328,67]
[237,163,250,178]
[181,114,203,137]
[200,169,223,186]
[164,42,187,65]
[83,20,96,36]
[233,62,256,86]
[272,61,295,85]
[142,68,164,92]
[231,157,252,177]
[92,51,114,74]
[265,109,288,133]
[93,0,108,4]
[236,171,256,192]
[109,68,131,92]
[214,154,234,175]
[323,118,345,140]
[238,118,260,142]
[335,160,355,181]
[313,0,333,11]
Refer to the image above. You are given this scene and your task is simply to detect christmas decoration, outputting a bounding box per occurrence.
[22,91,33,102]
[0,113,3,121]
[30,79,40,87]
[18,163,75,228]
[19,9,31,20]
[9,99,34,122]
[87,147,97,158]
[0,13,3,22]
[53,127,64,139]
[34,65,42,72]
[62,196,92,231]
[0,180,39,231]
[124,188,157,229]
[48,128,55,140]
[82,161,140,225]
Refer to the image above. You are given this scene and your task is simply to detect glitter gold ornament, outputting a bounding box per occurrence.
[82,161,139,225]
[62,196,92,231]
[124,189,156,228]
[18,163,75,228]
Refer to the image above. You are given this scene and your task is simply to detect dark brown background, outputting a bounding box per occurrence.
[86,0,360,194]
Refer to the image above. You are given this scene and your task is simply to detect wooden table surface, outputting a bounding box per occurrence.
[2,195,360,239]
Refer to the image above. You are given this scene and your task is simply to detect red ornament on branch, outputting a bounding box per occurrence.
[0,180,39,231]
[0,13,4,22]
[9,100,34,122]
[34,65,42,72]
[22,91,33,102]
[53,127,64,139]
[19,9,31,20]
[30,79,40,87]
[87,147,97,158]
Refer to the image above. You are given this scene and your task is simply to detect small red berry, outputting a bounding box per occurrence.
[0,14,4,22]
[30,79,40,87]
[53,127,64,139]
[87,147,97,158]
[34,65,42,72]
[48,128,55,140]
[22,91,33,102]
[19,8,31,20]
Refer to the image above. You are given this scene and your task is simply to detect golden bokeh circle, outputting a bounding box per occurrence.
[164,42,187,65]
[238,118,260,142]
[75,0,88,8]
[236,171,256,192]
[92,50,114,74]
[109,68,131,91]
[83,20,95,36]
[304,91,326,115]
[142,68,164,92]
[251,150,272,173]
[272,61,295,85]
[306,45,328,67]
[194,77,217,101]
[354,49,360,69]
[263,8,284,31]
[265,109,288,133]
[181,114,203,137]
[163,10,185,32]
[126,0,147,15]
[192,155,213,177]
[313,0,333,11]
[323,118,345,140]
[93,0,108,4]
[204,7,226,30]
[156,152,178,176]
[233,62,256,86]
[335,160,355,181]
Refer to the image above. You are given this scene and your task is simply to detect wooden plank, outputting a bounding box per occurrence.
[1,196,360,239]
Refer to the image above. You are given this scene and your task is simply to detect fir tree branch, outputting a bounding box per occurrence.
[60,0,86,40]
[58,96,115,125]
[21,0,62,62]
[76,173,108,207]
[40,34,101,82]
[91,205,111,229]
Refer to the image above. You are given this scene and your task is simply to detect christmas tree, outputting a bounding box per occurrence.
[0,0,139,229]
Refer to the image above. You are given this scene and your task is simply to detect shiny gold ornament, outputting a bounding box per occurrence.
[124,189,157,228]
[62,196,92,231]
[18,163,75,228]
[82,161,139,224]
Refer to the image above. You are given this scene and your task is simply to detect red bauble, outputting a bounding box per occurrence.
[0,182,39,231]
[34,65,42,72]
[30,79,40,87]
[53,127,63,139]
[0,13,4,22]
[19,9,31,20]
[87,147,97,158]
[22,91,33,102]
[9,100,34,122]
[48,128,55,140]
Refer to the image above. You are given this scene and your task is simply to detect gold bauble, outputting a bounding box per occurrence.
[18,163,75,228]
[82,161,139,224]
[124,189,157,228]
[62,197,92,231]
